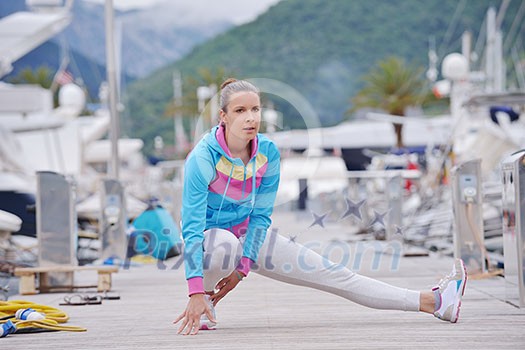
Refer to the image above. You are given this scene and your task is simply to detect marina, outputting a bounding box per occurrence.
[1,0,525,348]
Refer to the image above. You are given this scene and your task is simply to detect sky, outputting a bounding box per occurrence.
[86,0,282,24]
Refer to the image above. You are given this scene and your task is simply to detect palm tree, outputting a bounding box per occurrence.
[350,57,428,148]
[164,67,231,120]
[164,67,233,151]
[8,66,53,88]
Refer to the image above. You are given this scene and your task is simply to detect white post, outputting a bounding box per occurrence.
[104,0,120,179]
[512,46,525,90]
[196,85,217,132]
[442,53,469,156]
[173,71,187,156]
[426,36,438,82]
[451,159,486,274]
[209,84,218,131]
[501,150,525,308]
[263,107,279,134]
[494,30,504,92]
[485,7,496,93]
[461,31,471,72]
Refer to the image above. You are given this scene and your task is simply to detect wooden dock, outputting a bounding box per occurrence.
[2,211,525,349]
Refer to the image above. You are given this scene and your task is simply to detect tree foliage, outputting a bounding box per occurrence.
[351,57,429,148]
[352,57,427,116]
[164,67,231,122]
[8,66,53,88]
[124,0,523,155]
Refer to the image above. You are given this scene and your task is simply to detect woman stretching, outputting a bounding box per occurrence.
[174,78,467,335]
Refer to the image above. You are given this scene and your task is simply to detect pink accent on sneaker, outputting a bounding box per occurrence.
[453,260,468,323]
[461,262,468,296]
[199,324,215,331]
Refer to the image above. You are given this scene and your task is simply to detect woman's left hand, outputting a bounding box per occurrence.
[210,270,244,306]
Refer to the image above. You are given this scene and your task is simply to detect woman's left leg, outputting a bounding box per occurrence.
[251,229,421,311]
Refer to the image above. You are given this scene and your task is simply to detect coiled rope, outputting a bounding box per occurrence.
[0,300,86,333]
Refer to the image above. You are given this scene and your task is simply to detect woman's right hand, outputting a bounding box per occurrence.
[173,294,216,335]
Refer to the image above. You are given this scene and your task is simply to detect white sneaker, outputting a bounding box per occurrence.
[433,259,467,323]
[199,295,217,330]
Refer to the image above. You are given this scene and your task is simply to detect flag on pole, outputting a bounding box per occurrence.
[56,70,73,86]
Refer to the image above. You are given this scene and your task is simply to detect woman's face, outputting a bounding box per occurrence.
[220,91,261,142]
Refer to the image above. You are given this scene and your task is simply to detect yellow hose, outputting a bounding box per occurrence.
[0,300,86,333]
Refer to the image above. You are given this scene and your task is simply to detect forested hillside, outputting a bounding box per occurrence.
[125,0,523,154]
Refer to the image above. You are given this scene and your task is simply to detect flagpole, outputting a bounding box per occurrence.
[173,70,188,157]
[50,55,70,93]
[104,0,120,179]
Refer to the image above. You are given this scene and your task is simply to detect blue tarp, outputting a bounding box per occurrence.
[129,205,182,260]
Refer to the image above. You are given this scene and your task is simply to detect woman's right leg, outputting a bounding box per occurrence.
[202,228,242,293]
[252,229,421,312]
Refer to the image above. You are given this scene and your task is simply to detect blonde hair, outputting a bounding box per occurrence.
[220,78,259,112]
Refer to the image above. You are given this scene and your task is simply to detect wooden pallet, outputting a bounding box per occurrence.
[14,265,119,295]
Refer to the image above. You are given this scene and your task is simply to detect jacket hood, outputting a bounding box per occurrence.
[204,125,259,163]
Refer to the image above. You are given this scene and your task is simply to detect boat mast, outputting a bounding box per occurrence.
[104,0,120,179]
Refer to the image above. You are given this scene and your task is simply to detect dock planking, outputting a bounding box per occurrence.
[3,211,524,349]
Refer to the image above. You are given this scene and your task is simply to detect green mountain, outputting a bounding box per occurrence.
[125,0,523,155]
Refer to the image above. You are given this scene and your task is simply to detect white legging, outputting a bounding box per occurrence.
[201,228,420,312]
